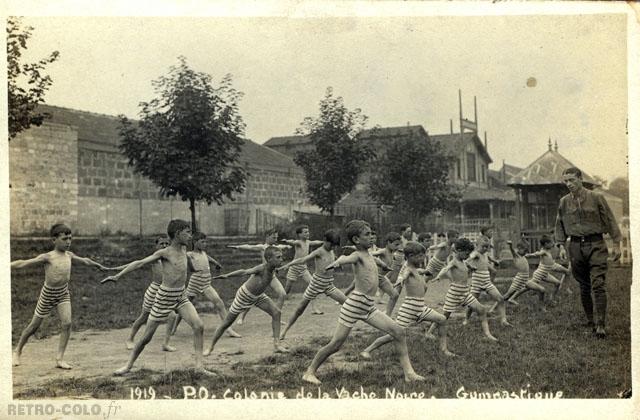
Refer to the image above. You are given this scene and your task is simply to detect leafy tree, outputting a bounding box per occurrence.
[368,135,460,216]
[118,56,246,231]
[294,87,375,215]
[608,177,629,216]
[7,17,60,140]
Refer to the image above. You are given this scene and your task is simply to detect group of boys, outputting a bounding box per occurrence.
[11,218,570,383]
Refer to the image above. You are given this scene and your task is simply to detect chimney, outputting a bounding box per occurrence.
[554,140,558,152]
[450,119,453,134]
[548,137,552,151]
[484,131,488,151]
[502,159,506,183]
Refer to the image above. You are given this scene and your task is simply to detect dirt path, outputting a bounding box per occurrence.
[12,280,459,394]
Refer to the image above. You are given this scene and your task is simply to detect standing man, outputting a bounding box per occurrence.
[555,167,621,339]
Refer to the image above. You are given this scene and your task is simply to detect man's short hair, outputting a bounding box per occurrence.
[454,238,474,253]
[324,228,341,246]
[385,231,402,244]
[192,231,207,241]
[562,167,583,178]
[167,219,190,239]
[344,220,370,245]
[50,223,72,238]
[403,241,426,259]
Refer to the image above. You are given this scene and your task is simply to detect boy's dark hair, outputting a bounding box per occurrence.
[562,167,582,178]
[516,241,529,251]
[454,237,474,253]
[540,234,553,247]
[417,232,432,242]
[446,229,459,239]
[437,232,446,238]
[155,235,169,244]
[50,223,72,238]
[385,231,402,244]
[264,245,281,261]
[477,236,491,247]
[345,220,370,245]
[265,228,278,237]
[403,241,426,260]
[324,229,341,246]
[295,225,309,235]
[192,231,207,241]
[480,225,494,236]
[167,219,190,239]
[399,223,411,233]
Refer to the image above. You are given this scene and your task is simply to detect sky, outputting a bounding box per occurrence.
[17,13,629,182]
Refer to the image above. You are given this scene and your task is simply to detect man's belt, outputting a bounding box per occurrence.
[570,233,604,243]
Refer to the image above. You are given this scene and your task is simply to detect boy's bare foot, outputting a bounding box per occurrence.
[274,343,290,353]
[114,366,131,376]
[404,372,425,382]
[424,332,437,341]
[500,320,513,327]
[12,352,20,366]
[359,351,372,360]
[226,328,242,338]
[302,372,322,385]
[442,349,456,357]
[195,367,217,377]
[462,319,470,326]
[484,334,499,343]
[56,360,73,370]
[162,344,177,352]
[311,310,324,315]
[279,331,287,341]
[125,340,135,350]
[236,317,245,326]
[203,347,213,357]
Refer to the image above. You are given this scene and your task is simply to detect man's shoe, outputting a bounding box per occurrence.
[595,326,607,339]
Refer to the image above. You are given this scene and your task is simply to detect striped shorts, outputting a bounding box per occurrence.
[34,283,71,318]
[286,264,311,282]
[149,285,190,323]
[142,282,161,313]
[426,256,446,276]
[443,283,477,313]
[302,274,337,301]
[186,271,211,297]
[532,263,553,284]
[470,270,498,295]
[507,272,530,294]
[395,297,436,328]
[229,285,270,315]
[338,292,378,328]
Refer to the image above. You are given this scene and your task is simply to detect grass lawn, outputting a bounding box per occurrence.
[13,261,631,399]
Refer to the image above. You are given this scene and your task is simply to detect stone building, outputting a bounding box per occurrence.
[9,105,315,236]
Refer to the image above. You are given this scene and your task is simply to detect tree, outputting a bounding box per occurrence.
[294,87,375,215]
[7,17,60,140]
[368,135,460,216]
[118,56,247,231]
[608,177,629,216]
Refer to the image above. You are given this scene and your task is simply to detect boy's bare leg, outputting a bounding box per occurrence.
[170,313,182,335]
[280,299,310,340]
[177,303,214,375]
[115,321,161,375]
[127,311,150,349]
[545,273,563,302]
[385,284,402,317]
[237,309,249,325]
[360,334,394,359]
[13,316,44,366]
[204,311,239,357]
[487,288,511,327]
[326,288,348,305]
[303,324,351,385]
[269,277,288,320]
[526,281,547,312]
[162,312,178,352]
[256,298,289,353]
[203,287,241,338]
[56,302,73,369]
[302,272,323,315]
[463,292,480,325]
[467,300,498,342]
[366,311,424,382]
[423,311,455,356]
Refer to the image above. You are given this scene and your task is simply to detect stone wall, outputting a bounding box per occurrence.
[9,123,79,235]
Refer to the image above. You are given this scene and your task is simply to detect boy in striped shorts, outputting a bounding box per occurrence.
[170,232,240,339]
[426,238,498,342]
[303,220,424,385]
[464,237,511,327]
[123,236,179,351]
[277,229,348,340]
[12,223,110,369]
[360,241,455,359]
[492,240,547,311]
[368,232,403,314]
[205,246,290,356]
[281,225,324,315]
[102,220,213,376]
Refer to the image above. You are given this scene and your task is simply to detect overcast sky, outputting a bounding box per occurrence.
[18,14,628,182]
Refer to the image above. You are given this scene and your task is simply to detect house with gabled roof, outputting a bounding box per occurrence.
[9,104,316,236]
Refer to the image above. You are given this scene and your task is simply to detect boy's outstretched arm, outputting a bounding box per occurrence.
[278,249,320,272]
[309,240,324,246]
[213,264,263,280]
[70,253,109,271]
[101,252,163,283]
[506,241,516,259]
[207,255,222,269]
[373,256,391,272]
[228,244,265,251]
[433,260,455,282]
[326,252,360,270]
[10,254,48,269]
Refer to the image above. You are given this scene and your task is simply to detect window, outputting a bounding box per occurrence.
[481,165,486,183]
[466,152,476,182]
